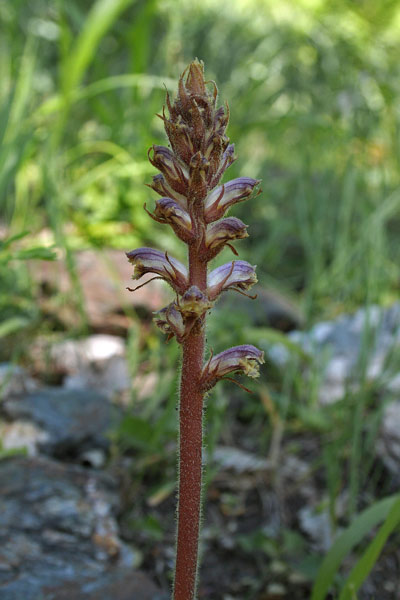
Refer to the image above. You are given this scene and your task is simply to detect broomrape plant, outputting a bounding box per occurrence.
[126,60,264,600]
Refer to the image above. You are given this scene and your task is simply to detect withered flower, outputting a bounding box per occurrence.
[154,302,186,342]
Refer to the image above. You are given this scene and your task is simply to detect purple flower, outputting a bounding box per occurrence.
[207,260,257,300]
[201,344,265,389]
[146,198,193,243]
[147,174,188,209]
[126,247,188,294]
[204,177,260,223]
[205,217,248,258]
[154,198,191,229]
[148,145,188,196]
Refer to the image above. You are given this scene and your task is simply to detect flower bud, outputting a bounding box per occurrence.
[178,286,213,318]
[205,217,248,259]
[204,177,260,223]
[154,302,186,342]
[188,151,209,201]
[209,143,236,188]
[213,105,229,134]
[185,59,207,96]
[163,118,194,166]
[207,260,257,300]
[201,344,265,390]
[126,247,188,294]
[188,99,206,152]
[206,135,228,183]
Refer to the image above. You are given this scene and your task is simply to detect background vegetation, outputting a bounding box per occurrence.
[1,0,400,597]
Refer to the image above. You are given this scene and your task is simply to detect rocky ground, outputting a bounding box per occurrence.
[1,285,400,598]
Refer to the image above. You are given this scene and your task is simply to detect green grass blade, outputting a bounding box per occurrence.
[52,0,136,148]
[61,0,135,95]
[0,317,31,338]
[35,73,175,118]
[338,496,400,600]
[311,494,400,600]
[3,37,36,145]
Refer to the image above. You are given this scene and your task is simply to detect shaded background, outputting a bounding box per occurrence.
[1,0,400,598]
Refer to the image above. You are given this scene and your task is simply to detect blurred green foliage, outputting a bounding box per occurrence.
[0,231,56,355]
[1,0,400,320]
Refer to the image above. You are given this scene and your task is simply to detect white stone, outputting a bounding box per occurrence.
[325,356,351,382]
[51,335,125,372]
[0,421,49,456]
[51,335,130,397]
[310,321,334,344]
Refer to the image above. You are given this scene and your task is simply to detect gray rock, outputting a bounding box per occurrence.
[265,582,287,597]
[299,505,332,551]
[0,363,38,400]
[1,387,119,457]
[0,455,164,600]
[213,446,269,473]
[377,401,400,476]
[267,303,400,405]
[39,571,168,600]
[386,372,400,393]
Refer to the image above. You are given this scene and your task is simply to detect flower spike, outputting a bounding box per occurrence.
[125,61,264,600]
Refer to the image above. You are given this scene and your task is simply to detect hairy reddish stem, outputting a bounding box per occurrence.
[126,61,263,599]
[174,245,207,600]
